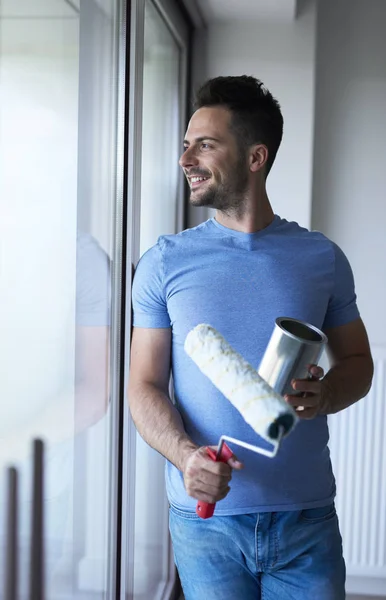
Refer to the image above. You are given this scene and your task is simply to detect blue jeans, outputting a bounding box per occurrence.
[169,503,346,599]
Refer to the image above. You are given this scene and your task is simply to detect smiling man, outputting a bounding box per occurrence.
[128,76,373,599]
[183,116,249,212]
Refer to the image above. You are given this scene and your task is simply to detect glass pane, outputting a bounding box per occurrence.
[133,1,181,597]
[0,0,120,597]
[139,0,181,255]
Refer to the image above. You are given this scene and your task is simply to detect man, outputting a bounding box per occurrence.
[129,76,373,599]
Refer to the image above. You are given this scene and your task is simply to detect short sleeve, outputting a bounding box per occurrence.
[132,240,171,328]
[76,232,111,327]
[322,242,360,330]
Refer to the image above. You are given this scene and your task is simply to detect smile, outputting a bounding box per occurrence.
[189,176,210,189]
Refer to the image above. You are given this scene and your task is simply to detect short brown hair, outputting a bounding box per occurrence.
[194,75,284,175]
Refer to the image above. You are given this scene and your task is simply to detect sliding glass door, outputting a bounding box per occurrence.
[0,0,190,598]
[123,0,189,598]
[0,0,124,597]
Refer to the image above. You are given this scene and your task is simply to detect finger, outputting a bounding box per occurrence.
[199,446,226,468]
[203,447,232,471]
[292,406,318,420]
[291,379,321,394]
[201,461,233,481]
[206,445,244,470]
[227,456,244,470]
[195,463,232,487]
[190,475,231,495]
[190,485,231,503]
[192,469,232,487]
[285,394,319,409]
[307,364,324,380]
[186,449,231,480]
[184,468,231,498]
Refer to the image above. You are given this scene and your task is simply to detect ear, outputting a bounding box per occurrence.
[249,144,269,173]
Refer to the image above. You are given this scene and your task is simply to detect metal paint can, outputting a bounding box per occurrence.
[257,317,328,397]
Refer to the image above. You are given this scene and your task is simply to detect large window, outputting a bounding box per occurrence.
[0,0,123,597]
[0,0,190,598]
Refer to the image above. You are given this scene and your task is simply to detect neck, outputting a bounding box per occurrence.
[214,187,275,234]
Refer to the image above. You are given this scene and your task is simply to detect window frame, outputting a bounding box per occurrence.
[119,1,191,598]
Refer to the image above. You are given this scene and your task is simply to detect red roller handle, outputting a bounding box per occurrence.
[196,442,234,519]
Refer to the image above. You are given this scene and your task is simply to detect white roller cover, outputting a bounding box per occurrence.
[184,324,298,442]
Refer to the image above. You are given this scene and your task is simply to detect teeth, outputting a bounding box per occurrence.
[191,176,208,184]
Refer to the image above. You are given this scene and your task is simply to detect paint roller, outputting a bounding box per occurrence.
[184,323,299,519]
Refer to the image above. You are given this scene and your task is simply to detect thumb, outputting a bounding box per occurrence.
[227,455,244,470]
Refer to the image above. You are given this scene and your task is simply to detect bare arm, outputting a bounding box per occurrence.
[128,327,243,503]
[321,317,374,413]
[128,327,197,472]
[287,318,374,418]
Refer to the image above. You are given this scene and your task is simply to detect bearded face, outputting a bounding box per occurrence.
[180,107,250,214]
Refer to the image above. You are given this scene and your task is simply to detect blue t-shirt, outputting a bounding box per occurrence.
[132,216,360,514]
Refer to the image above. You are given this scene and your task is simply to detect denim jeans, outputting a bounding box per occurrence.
[169,503,346,600]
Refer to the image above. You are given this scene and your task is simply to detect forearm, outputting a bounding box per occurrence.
[129,382,198,472]
[322,354,374,414]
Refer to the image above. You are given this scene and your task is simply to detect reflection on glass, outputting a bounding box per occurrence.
[0,0,119,597]
[133,1,181,598]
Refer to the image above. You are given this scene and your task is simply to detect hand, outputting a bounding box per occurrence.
[285,365,330,420]
[182,446,243,504]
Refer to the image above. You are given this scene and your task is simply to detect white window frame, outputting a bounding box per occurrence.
[120,1,190,598]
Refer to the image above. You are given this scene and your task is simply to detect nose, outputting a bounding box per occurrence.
[179,146,199,169]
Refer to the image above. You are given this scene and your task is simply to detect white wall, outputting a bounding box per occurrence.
[188,0,317,229]
[312,1,386,597]
[312,0,386,347]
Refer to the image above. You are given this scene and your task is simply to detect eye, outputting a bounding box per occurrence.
[183,145,189,152]
[201,143,211,150]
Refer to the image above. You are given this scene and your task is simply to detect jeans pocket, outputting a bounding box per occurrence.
[300,503,337,524]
